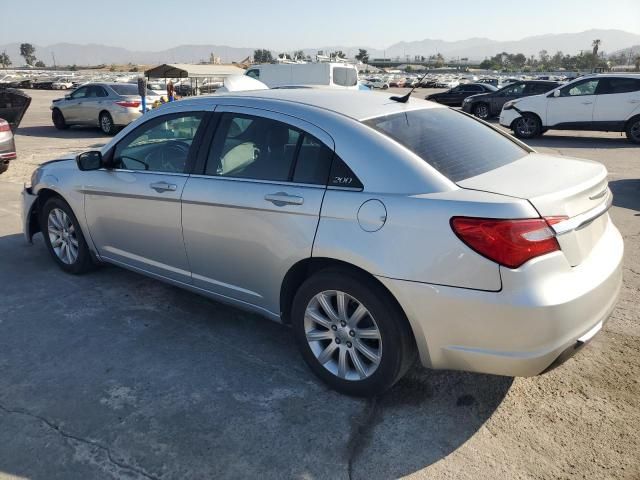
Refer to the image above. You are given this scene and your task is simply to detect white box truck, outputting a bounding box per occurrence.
[245,63,359,89]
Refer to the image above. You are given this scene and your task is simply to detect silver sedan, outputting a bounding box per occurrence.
[51,82,160,135]
[24,89,623,396]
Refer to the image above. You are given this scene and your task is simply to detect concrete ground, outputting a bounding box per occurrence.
[0,89,638,480]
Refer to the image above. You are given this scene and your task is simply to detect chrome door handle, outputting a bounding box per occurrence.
[629,99,640,104]
[581,101,593,105]
[150,181,177,192]
[264,192,304,206]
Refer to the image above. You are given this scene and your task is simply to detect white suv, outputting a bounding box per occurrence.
[500,74,640,143]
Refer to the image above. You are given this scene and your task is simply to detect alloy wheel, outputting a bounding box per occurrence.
[516,116,538,136]
[630,120,640,142]
[304,290,382,381]
[474,104,489,119]
[100,114,112,133]
[47,208,79,265]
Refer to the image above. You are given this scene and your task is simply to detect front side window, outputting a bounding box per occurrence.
[70,86,89,99]
[501,83,526,96]
[525,83,556,95]
[561,79,599,97]
[113,113,204,173]
[364,108,527,182]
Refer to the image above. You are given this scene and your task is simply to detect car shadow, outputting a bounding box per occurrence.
[0,232,513,479]
[16,125,106,140]
[610,179,640,212]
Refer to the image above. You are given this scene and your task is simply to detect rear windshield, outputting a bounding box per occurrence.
[333,67,358,87]
[110,84,155,96]
[363,108,528,182]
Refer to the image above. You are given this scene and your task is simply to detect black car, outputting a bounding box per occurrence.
[425,83,498,107]
[461,80,562,119]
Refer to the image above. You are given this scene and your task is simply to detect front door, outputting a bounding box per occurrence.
[62,86,89,123]
[546,78,599,128]
[181,107,333,315]
[83,111,207,283]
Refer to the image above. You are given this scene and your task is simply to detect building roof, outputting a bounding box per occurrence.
[144,64,246,79]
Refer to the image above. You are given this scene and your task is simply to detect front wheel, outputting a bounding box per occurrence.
[99,111,116,135]
[625,117,640,144]
[292,269,416,397]
[41,197,95,274]
[473,103,490,120]
[52,108,68,130]
[513,113,542,139]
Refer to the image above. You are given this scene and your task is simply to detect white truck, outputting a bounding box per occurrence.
[245,63,359,89]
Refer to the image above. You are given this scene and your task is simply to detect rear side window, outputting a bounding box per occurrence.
[364,109,527,182]
[110,84,156,96]
[525,83,556,95]
[333,67,358,87]
[598,77,640,95]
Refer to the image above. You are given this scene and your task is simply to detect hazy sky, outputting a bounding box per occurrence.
[1,0,639,50]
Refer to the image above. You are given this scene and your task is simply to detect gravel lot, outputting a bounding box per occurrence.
[0,89,638,480]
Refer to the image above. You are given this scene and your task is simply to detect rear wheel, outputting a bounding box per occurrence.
[41,197,95,274]
[99,111,116,135]
[625,117,640,144]
[52,108,68,130]
[472,103,490,120]
[513,113,542,139]
[291,269,416,397]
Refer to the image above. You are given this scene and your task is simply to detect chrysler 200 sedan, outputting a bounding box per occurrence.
[22,89,623,396]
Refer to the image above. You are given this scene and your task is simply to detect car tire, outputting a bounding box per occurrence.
[291,268,416,397]
[40,196,95,274]
[625,117,640,144]
[472,103,490,120]
[513,113,542,139]
[99,111,116,135]
[52,108,69,130]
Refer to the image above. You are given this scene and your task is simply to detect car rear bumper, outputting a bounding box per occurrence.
[499,108,522,128]
[378,217,623,377]
[111,107,142,127]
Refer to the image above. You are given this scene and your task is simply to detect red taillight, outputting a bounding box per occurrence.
[115,100,141,108]
[450,216,567,269]
[0,120,10,132]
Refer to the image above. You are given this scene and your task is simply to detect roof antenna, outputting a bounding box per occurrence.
[389,68,432,103]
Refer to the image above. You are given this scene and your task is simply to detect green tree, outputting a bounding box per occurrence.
[109,64,117,72]
[592,39,601,57]
[34,59,45,68]
[355,49,369,64]
[435,53,445,67]
[20,43,36,66]
[292,50,305,61]
[330,50,347,60]
[253,49,273,63]
[0,52,11,69]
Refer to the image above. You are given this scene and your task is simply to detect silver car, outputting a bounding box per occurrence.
[51,82,160,135]
[23,89,623,396]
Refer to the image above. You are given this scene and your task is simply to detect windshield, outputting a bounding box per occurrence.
[363,108,528,182]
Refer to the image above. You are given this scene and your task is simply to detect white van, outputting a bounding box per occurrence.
[245,63,359,89]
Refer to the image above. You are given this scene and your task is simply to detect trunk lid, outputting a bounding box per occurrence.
[458,152,611,266]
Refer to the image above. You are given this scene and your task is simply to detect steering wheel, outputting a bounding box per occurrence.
[143,140,190,172]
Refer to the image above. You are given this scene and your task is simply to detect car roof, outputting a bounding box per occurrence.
[178,89,443,121]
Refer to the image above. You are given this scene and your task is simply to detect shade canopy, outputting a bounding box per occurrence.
[144,64,246,79]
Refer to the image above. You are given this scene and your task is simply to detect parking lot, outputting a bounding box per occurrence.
[0,89,639,479]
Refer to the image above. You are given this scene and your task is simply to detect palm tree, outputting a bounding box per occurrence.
[592,39,601,57]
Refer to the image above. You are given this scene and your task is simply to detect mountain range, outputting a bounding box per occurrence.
[1,29,639,66]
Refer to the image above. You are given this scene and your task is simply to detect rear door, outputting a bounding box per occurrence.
[546,78,599,127]
[83,111,207,282]
[77,85,109,125]
[181,107,333,315]
[492,82,526,113]
[593,77,640,127]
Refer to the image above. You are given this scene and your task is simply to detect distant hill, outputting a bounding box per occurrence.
[1,29,639,66]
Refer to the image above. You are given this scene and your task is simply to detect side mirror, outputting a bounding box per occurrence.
[551,90,561,98]
[64,94,71,100]
[76,151,103,171]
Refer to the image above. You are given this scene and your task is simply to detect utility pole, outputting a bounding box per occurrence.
[51,52,57,70]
